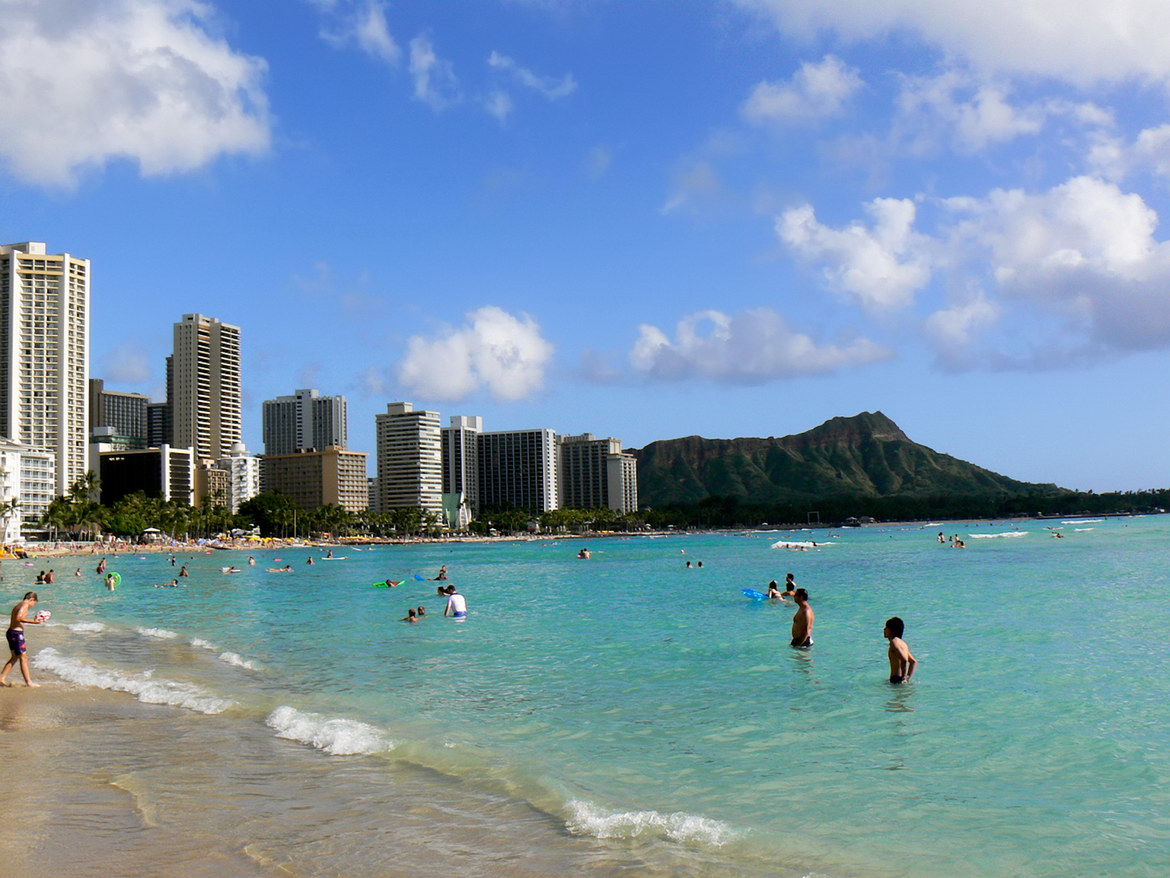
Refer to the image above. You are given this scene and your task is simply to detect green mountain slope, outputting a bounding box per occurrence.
[631,411,1058,507]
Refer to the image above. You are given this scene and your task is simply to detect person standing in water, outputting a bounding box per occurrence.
[1,592,44,687]
[884,617,918,684]
[443,584,468,618]
[790,588,814,649]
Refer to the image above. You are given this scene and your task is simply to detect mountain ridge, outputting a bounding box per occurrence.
[630,411,1061,508]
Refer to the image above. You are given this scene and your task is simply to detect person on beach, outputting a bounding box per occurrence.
[401,608,419,623]
[1,592,44,687]
[791,588,814,649]
[443,584,468,618]
[884,617,918,684]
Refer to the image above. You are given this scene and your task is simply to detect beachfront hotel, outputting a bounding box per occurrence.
[478,428,560,514]
[170,313,242,464]
[260,445,368,513]
[374,402,444,517]
[558,433,639,514]
[0,241,90,529]
[262,387,348,456]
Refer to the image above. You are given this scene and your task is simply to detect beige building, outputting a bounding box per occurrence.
[0,242,90,522]
[261,446,368,512]
[171,313,241,463]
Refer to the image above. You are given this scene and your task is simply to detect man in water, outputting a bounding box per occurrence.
[884,617,918,684]
[791,588,814,648]
[434,565,448,581]
[443,584,468,618]
[1,592,44,687]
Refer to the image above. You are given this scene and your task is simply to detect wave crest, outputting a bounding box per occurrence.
[566,800,738,846]
[137,627,178,639]
[266,705,393,756]
[31,648,233,714]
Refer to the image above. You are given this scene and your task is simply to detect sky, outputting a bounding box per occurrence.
[4,0,1170,492]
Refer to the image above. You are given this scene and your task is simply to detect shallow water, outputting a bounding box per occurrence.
[8,517,1170,876]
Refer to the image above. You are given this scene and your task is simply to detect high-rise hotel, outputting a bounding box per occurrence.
[0,242,90,527]
[170,313,241,462]
[374,402,443,516]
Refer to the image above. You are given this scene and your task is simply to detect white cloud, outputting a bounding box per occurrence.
[733,0,1170,86]
[893,72,1047,154]
[410,34,461,110]
[778,198,932,311]
[629,308,892,382]
[0,0,270,187]
[741,55,862,126]
[397,306,554,401]
[319,0,401,65]
[487,51,577,100]
[1088,124,1170,183]
[924,293,1001,367]
[482,89,514,123]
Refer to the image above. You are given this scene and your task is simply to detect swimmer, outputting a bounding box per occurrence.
[74,568,82,577]
[179,565,189,577]
[104,573,117,591]
[433,565,448,581]
[578,548,591,559]
[416,606,426,617]
[767,580,783,600]
[248,556,256,566]
[1,592,44,686]
[268,565,293,573]
[306,556,315,566]
[790,588,814,649]
[401,608,419,623]
[96,558,107,574]
[884,617,918,684]
[685,560,693,569]
[443,585,468,618]
[45,570,55,584]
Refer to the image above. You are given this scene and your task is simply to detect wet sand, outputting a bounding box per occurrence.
[0,682,747,878]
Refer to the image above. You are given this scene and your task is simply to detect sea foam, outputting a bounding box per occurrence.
[968,531,1028,539]
[32,647,233,714]
[66,621,106,633]
[565,800,738,846]
[218,651,261,671]
[137,627,179,639]
[266,705,393,756]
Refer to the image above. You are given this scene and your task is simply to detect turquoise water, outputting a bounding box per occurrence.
[16,517,1170,876]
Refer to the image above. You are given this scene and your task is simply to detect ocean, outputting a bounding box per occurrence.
[5,516,1169,877]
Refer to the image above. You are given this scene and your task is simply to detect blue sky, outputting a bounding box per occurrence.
[4,0,1170,492]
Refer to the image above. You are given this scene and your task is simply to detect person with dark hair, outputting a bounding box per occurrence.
[1,592,44,687]
[790,588,814,648]
[884,617,918,684]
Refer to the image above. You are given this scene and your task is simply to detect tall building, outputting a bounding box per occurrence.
[0,242,90,505]
[478,428,559,514]
[262,388,348,456]
[374,402,443,516]
[170,314,241,462]
[88,378,148,439]
[558,433,638,514]
[441,415,482,513]
[146,401,171,449]
[261,446,368,513]
[217,442,261,513]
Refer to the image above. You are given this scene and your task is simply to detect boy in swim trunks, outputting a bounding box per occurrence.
[884,617,917,684]
[1,592,44,687]
[791,588,814,648]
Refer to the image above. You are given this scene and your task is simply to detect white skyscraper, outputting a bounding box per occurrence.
[374,402,443,515]
[0,242,90,519]
[170,313,242,463]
